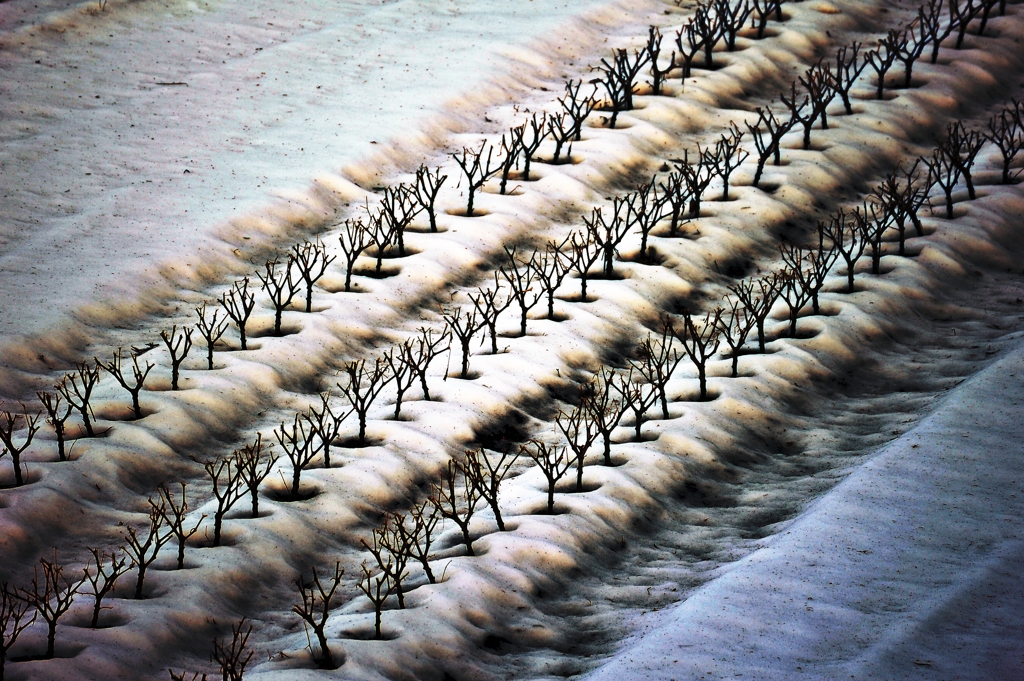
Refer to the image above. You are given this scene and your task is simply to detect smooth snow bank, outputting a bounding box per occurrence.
[587,334,1024,680]
[0,0,606,343]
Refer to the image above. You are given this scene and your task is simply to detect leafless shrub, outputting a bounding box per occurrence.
[865,31,903,99]
[380,183,422,257]
[674,19,705,82]
[257,258,299,336]
[500,246,544,336]
[0,408,39,487]
[497,131,523,195]
[594,48,650,128]
[855,201,892,274]
[291,238,337,312]
[168,671,207,681]
[555,396,599,492]
[798,60,837,146]
[212,618,254,681]
[397,500,441,584]
[645,27,676,96]
[357,561,392,640]
[777,256,812,338]
[220,277,256,350]
[587,368,629,464]
[716,296,756,377]
[305,393,345,469]
[833,43,867,114]
[674,309,723,400]
[155,483,203,570]
[943,120,986,200]
[337,218,371,293]
[194,304,228,370]
[729,274,779,352]
[558,78,598,142]
[715,0,753,51]
[406,328,450,401]
[658,170,691,236]
[692,3,724,69]
[745,105,790,187]
[516,113,548,181]
[469,277,514,355]
[122,500,172,598]
[707,123,748,199]
[951,0,980,49]
[235,434,276,516]
[293,563,343,669]
[452,141,500,217]
[56,361,101,437]
[750,0,780,38]
[533,237,573,319]
[822,208,868,293]
[160,325,194,391]
[521,439,571,514]
[203,454,245,545]
[274,414,317,501]
[361,514,410,608]
[897,20,929,88]
[986,99,1024,184]
[674,148,718,218]
[977,0,1001,34]
[918,0,953,64]
[925,147,961,219]
[83,547,131,628]
[583,202,630,277]
[414,165,448,233]
[569,230,602,301]
[441,305,481,380]
[36,391,72,462]
[464,447,518,531]
[633,322,686,418]
[612,367,659,440]
[337,357,390,446]
[431,459,481,555]
[18,552,85,659]
[1,582,35,678]
[873,160,928,255]
[546,111,575,164]
[97,348,153,421]
[628,178,667,260]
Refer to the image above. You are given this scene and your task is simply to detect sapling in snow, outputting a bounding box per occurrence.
[715,0,753,51]
[220,277,256,350]
[442,305,481,380]
[497,131,522,195]
[406,327,450,401]
[674,148,718,218]
[872,161,928,255]
[629,177,667,260]
[383,343,417,419]
[0,408,39,487]
[613,367,659,441]
[533,237,573,319]
[464,447,518,531]
[633,322,686,419]
[452,141,500,217]
[674,309,723,400]
[1,581,35,679]
[203,454,246,545]
[746,106,786,187]
[413,165,448,232]
[797,60,837,145]
[367,209,395,276]
[692,3,723,68]
[337,218,370,292]
[587,367,629,464]
[986,100,1024,184]
[160,325,194,390]
[750,0,781,39]
[337,357,390,445]
[56,361,101,437]
[195,303,228,369]
[397,500,440,584]
[569,230,602,301]
[122,500,172,598]
[212,618,254,681]
[83,547,131,628]
[778,260,813,338]
[833,43,868,114]
[594,48,650,128]
[865,32,901,99]
[559,79,598,142]
[306,393,346,467]
[274,413,317,500]
[469,276,514,354]
[379,183,422,256]
[431,459,481,555]
[37,390,72,462]
[293,563,344,669]
[941,120,986,200]
[546,112,575,164]
[99,347,153,418]
[357,561,393,640]
[658,171,691,236]
[19,552,85,660]
[521,439,571,514]
[896,20,929,88]
[583,203,629,277]
[716,296,756,377]
[291,238,337,312]
[707,123,748,199]
[822,208,868,293]
[361,514,411,608]
[673,19,705,82]
[516,113,548,181]
[499,246,544,336]
[555,398,599,492]
[155,483,203,570]
[256,257,299,335]
[235,434,277,516]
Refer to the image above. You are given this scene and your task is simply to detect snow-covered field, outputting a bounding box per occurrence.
[1,0,1023,679]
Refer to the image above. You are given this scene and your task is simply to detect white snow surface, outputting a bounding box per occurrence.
[587,335,1024,680]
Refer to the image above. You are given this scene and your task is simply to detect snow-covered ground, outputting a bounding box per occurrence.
[1,0,1023,679]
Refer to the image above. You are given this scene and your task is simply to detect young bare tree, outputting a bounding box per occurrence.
[924,141,964,219]
[692,3,724,69]
[291,238,337,312]
[707,123,748,199]
[500,246,544,336]
[235,434,277,517]
[382,345,416,420]
[777,261,812,338]
[194,304,228,370]
[629,178,667,261]
[822,208,867,293]
[750,0,780,38]
[583,202,630,277]
[716,0,753,51]
[797,60,837,147]
[517,113,548,181]
[203,454,246,545]
[555,400,599,492]
[673,18,706,83]
[99,348,154,419]
[406,327,450,402]
[593,48,650,128]
[951,0,980,50]
[357,561,393,640]
[18,552,85,660]
[569,230,602,301]
[533,237,573,319]
[873,161,928,255]
[896,20,929,88]
[452,141,500,217]
[855,201,892,274]
[123,500,172,598]
[431,459,481,555]
[674,148,718,218]
[56,361,101,437]
[469,277,514,355]
[833,42,867,114]
[716,296,756,377]
[613,367,659,441]
[414,165,448,233]
[304,394,345,471]
[379,184,422,257]
[865,32,902,99]
[361,514,410,608]
[522,439,571,514]
[441,305,481,380]
[943,120,987,200]
[1,581,35,679]
[83,547,131,628]
[220,277,256,350]
[658,170,691,236]
[337,357,390,446]
[293,563,344,669]
[37,390,72,462]
[274,413,317,501]
[986,100,1024,184]
[160,325,194,391]
[155,483,203,570]
[257,258,299,336]
[0,408,39,487]
[212,618,254,681]
[633,322,686,418]
[730,273,780,352]
[545,111,575,164]
[337,218,371,292]
[919,0,954,64]
[674,308,723,400]
[464,447,518,531]
[587,367,630,465]
[746,106,789,187]
[366,208,395,277]
[646,27,676,96]
[497,131,523,196]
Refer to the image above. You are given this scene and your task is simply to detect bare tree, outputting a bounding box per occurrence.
[587,368,630,464]
[361,514,410,608]
[291,238,337,312]
[397,499,441,584]
[83,547,131,628]
[674,148,718,218]
[452,141,500,217]
[533,237,573,318]
[56,361,101,437]
[431,459,481,555]
[337,357,390,446]
[274,413,317,501]
[546,111,575,164]
[674,308,723,400]
[293,563,344,669]
[729,274,780,352]
[500,246,544,336]
[366,209,395,277]
[338,218,371,292]
[716,0,753,51]
[220,277,256,350]
[986,100,1024,184]
[918,0,953,64]
[873,161,928,255]
[673,18,705,82]
[517,113,548,181]
[692,3,724,69]
[194,304,228,370]
[707,123,748,199]
[559,78,598,141]
[798,60,837,147]
[464,447,517,531]
[406,327,450,402]
[357,561,392,640]
[594,48,650,128]
[646,27,676,96]
[822,208,867,293]
[522,439,571,514]
[235,434,277,517]
[0,408,39,487]
[716,296,756,377]
[98,348,153,419]
[613,367,659,441]
[18,552,85,659]
[583,202,631,277]
[497,131,522,196]
[555,399,599,492]
[203,454,246,546]
[379,184,422,257]
[629,178,667,261]
[569,230,602,301]
[896,20,929,88]
[750,0,780,39]
[951,0,980,50]
[633,322,686,418]
[1,582,35,679]
[257,258,299,336]
[155,483,203,570]
[865,32,902,99]
[925,145,962,220]
[123,500,172,598]
[658,170,691,236]
[777,260,813,338]
[383,344,417,419]
[944,120,987,200]
[160,325,194,391]
[833,43,867,114]
[413,165,448,233]
[212,618,254,681]
[746,106,789,187]
[441,305,481,380]
[469,276,514,354]
[37,390,72,462]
